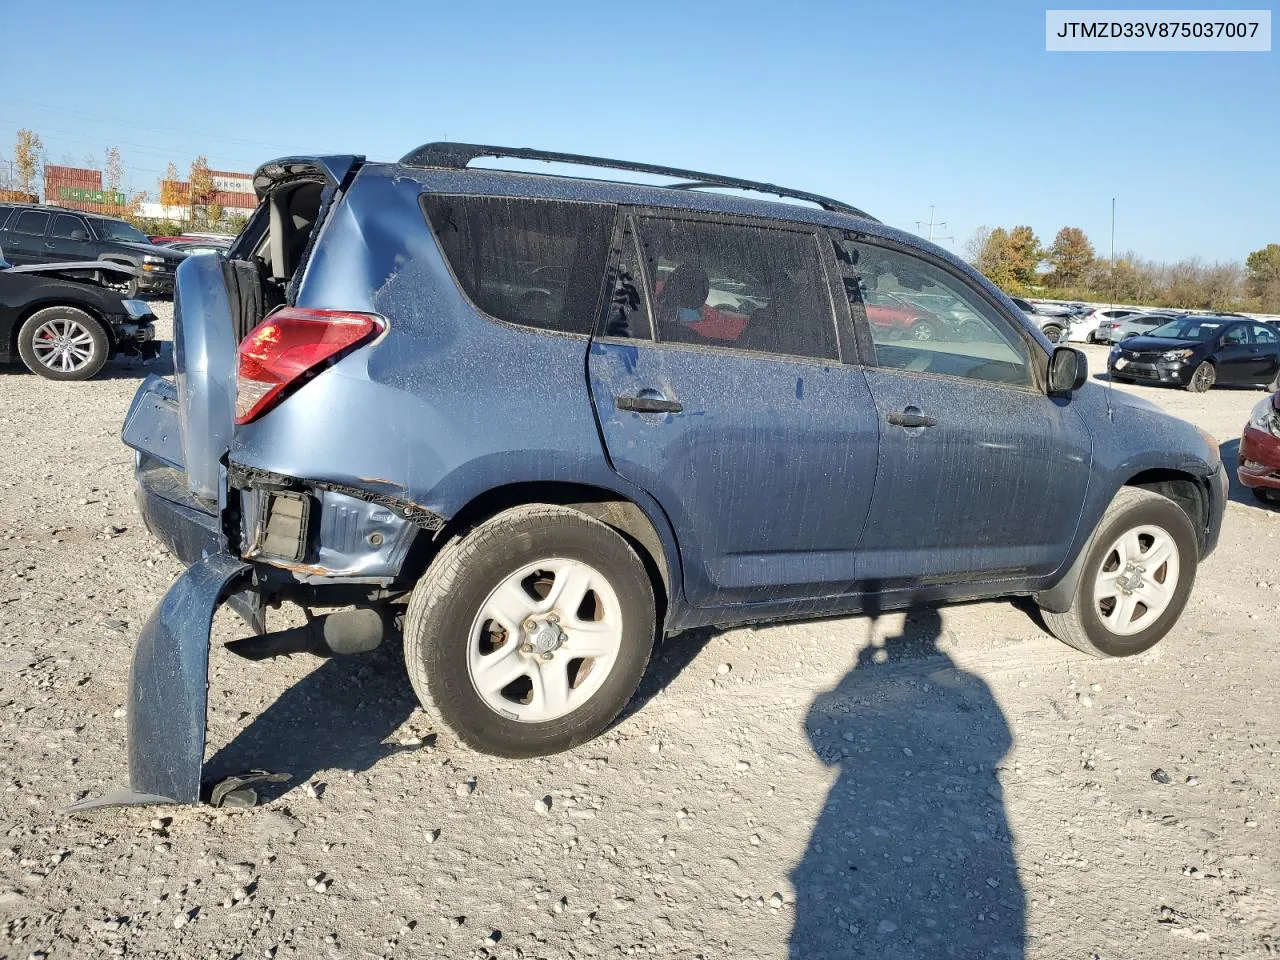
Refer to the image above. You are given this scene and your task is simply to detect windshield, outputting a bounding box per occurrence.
[1148,318,1225,341]
[91,218,151,244]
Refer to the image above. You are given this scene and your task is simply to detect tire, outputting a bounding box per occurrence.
[1265,370,1280,392]
[403,504,656,757]
[1187,361,1215,393]
[1040,487,1198,658]
[98,266,138,299]
[17,306,110,381]
[1253,487,1280,505]
[1086,331,1097,344]
[910,319,937,342]
[1042,325,1064,344]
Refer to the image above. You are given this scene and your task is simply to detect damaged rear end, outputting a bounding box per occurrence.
[86,155,442,808]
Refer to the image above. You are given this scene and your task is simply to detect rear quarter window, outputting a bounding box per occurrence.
[0,205,14,229]
[423,195,614,336]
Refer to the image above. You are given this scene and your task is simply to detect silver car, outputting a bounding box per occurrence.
[1096,312,1181,345]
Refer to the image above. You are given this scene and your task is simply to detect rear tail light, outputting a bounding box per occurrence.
[235,307,384,424]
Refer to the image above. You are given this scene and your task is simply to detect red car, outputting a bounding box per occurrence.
[861,289,942,341]
[1239,390,1280,504]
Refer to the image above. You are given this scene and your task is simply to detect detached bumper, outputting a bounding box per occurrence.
[1238,425,1280,491]
[68,554,251,809]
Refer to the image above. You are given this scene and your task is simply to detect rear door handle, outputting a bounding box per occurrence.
[616,395,682,414]
[886,411,938,428]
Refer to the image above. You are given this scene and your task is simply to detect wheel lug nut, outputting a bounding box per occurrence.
[539,652,554,662]
[519,643,534,654]
[524,619,537,631]
[547,613,559,623]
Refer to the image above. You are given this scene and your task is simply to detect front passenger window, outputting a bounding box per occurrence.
[1224,326,1249,345]
[834,236,1033,388]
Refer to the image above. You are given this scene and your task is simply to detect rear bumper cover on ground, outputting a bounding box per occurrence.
[67,553,250,809]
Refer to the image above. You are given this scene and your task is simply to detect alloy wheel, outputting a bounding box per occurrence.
[30,317,98,374]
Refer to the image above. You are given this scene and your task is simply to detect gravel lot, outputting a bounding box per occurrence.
[1,305,1276,959]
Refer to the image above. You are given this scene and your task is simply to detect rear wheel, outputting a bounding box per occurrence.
[17,306,110,381]
[1040,488,1198,658]
[1042,324,1064,344]
[404,505,656,757]
[1187,361,1215,393]
[910,319,937,342]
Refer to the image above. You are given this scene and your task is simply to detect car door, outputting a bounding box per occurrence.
[3,210,53,264]
[831,233,1093,584]
[587,210,879,607]
[1249,324,1280,383]
[47,213,96,262]
[1215,323,1255,383]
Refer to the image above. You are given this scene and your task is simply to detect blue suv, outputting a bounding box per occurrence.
[109,145,1226,806]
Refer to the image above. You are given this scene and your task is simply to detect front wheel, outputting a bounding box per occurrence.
[1042,325,1064,344]
[1040,488,1198,658]
[1187,361,1216,393]
[403,504,656,757]
[17,306,110,381]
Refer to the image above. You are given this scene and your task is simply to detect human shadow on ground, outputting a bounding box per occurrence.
[204,641,419,804]
[790,607,1025,959]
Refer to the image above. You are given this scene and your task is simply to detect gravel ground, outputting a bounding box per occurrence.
[1,306,1276,959]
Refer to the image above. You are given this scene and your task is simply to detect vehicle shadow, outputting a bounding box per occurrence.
[203,640,419,804]
[790,606,1025,959]
[1220,438,1277,512]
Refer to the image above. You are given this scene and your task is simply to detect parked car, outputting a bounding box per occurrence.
[1238,391,1280,503]
[1096,311,1180,345]
[0,203,186,297]
[1070,306,1147,343]
[1108,315,1280,392]
[94,144,1226,808]
[1007,296,1071,343]
[0,252,159,380]
[860,288,947,341]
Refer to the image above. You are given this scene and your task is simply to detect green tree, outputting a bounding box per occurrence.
[1046,227,1095,286]
[1246,243,1280,311]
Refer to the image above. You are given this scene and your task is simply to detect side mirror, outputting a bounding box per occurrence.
[70,229,89,241]
[1049,346,1088,395]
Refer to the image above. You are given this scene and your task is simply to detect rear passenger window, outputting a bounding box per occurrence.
[51,214,86,239]
[424,195,614,336]
[1253,324,1277,344]
[13,211,50,235]
[632,216,837,361]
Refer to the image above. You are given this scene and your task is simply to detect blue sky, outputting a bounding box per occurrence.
[3,0,1276,262]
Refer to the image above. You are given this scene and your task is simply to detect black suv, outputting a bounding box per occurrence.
[0,203,186,297]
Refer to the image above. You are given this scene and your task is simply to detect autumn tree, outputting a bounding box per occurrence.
[971,227,1018,290]
[188,155,216,224]
[1007,226,1042,286]
[1046,227,1095,286]
[14,129,44,196]
[104,146,124,191]
[1246,243,1280,311]
[159,162,183,211]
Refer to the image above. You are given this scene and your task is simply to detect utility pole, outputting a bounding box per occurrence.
[913,205,953,244]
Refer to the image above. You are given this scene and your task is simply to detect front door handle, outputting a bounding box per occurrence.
[616,395,682,414]
[886,410,938,428]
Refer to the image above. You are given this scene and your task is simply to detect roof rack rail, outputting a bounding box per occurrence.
[399,142,876,221]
